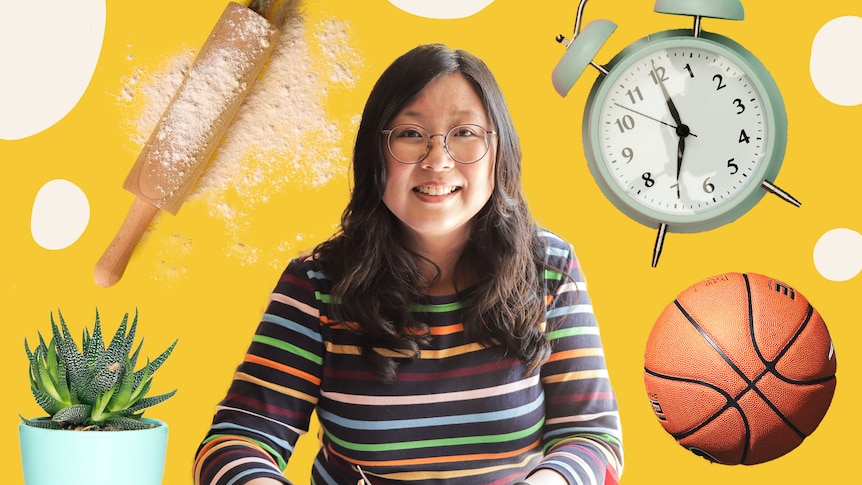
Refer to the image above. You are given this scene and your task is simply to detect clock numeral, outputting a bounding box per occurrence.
[739,129,751,144]
[642,172,655,188]
[713,74,727,91]
[703,177,715,194]
[672,178,716,199]
[621,147,634,163]
[615,114,635,133]
[684,63,694,78]
[727,158,739,175]
[625,86,643,104]
[733,98,746,114]
[648,66,669,85]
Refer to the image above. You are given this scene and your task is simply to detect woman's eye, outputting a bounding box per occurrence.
[399,128,424,138]
[453,126,478,137]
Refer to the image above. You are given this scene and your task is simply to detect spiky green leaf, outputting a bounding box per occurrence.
[30,387,64,415]
[129,338,143,373]
[46,339,71,403]
[84,308,105,368]
[24,337,34,362]
[56,311,91,394]
[125,309,139,355]
[81,361,123,404]
[95,312,131,375]
[53,404,92,425]
[133,339,177,389]
[127,389,177,413]
[106,356,136,412]
[130,372,152,404]
[32,346,61,402]
[105,416,156,430]
[20,415,62,429]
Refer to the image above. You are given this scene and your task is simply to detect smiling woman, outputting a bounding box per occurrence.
[380,73,498,272]
[193,43,623,485]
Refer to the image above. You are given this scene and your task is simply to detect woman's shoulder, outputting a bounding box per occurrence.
[537,228,577,262]
[279,252,334,290]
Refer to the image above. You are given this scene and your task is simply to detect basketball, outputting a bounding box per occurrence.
[643,272,837,465]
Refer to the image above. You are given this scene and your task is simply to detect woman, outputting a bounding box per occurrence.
[194,43,623,485]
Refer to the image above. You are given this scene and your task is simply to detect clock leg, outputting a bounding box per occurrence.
[761,180,801,208]
[652,223,668,268]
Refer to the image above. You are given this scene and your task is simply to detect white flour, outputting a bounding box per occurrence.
[117,8,360,272]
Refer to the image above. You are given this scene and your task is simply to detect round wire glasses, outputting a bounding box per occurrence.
[381,124,497,164]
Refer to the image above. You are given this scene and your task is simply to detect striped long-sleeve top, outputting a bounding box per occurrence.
[194,230,623,484]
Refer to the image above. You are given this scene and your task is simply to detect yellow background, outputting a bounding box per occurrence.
[1,0,857,483]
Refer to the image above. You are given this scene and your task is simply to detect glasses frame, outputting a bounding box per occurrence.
[380,123,498,165]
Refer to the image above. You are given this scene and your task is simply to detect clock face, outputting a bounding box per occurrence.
[583,31,787,233]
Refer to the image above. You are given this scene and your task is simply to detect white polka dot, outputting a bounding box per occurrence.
[810,16,862,106]
[0,0,106,140]
[31,180,90,250]
[813,228,862,281]
[388,0,495,19]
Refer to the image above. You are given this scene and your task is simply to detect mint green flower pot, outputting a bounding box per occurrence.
[19,418,168,485]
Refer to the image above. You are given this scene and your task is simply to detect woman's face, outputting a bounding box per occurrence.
[381,73,496,250]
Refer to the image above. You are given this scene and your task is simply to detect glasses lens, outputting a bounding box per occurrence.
[446,124,490,163]
[385,124,493,164]
[387,125,429,164]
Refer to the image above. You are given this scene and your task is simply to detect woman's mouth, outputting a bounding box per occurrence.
[414,185,460,196]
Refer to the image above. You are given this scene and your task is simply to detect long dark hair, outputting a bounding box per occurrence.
[314,44,550,382]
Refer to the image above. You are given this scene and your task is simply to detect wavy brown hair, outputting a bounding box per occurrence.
[314,44,550,382]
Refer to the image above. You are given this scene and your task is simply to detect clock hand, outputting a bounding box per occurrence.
[650,61,693,184]
[650,61,694,137]
[613,103,698,137]
[651,60,683,128]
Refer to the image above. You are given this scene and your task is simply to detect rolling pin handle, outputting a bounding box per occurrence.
[94,197,160,288]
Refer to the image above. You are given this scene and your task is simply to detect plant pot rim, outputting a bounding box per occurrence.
[19,417,167,432]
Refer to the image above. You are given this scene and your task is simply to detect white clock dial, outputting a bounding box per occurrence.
[583,32,787,233]
[600,48,765,212]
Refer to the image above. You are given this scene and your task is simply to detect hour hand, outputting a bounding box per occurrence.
[651,60,682,127]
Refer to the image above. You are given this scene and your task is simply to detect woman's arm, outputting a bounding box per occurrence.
[532,232,624,484]
[521,468,569,484]
[193,257,326,485]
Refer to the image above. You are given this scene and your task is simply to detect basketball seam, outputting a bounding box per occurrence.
[644,367,750,445]
[671,299,753,463]
[742,273,808,440]
[751,301,834,386]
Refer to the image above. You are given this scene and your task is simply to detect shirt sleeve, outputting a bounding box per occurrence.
[193,257,326,485]
[532,233,624,484]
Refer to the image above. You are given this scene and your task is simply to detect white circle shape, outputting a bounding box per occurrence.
[31,179,91,250]
[813,228,862,282]
[0,0,106,140]
[810,16,862,106]
[388,0,495,19]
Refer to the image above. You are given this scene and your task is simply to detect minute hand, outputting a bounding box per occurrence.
[651,61,691,184]
[652,60,683,127]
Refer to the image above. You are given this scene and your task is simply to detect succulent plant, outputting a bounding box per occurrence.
[22,309,177,430]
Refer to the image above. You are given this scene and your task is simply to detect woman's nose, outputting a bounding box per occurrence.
[421,134,455,170]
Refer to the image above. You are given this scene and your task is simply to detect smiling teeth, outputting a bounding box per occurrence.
[416,186,458,196]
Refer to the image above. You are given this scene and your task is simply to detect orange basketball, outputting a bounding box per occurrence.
[643,272,837,465]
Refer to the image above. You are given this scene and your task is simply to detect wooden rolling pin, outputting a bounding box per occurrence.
[94,2,280,288]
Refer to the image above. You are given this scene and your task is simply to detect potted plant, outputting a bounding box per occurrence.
[19,309,177,485]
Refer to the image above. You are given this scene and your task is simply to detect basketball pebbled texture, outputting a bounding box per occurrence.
[644,272,837,465]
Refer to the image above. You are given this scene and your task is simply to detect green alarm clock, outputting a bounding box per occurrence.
[552,0,799,267]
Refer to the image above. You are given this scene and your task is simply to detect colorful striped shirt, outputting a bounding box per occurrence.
[194,230,623,484]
